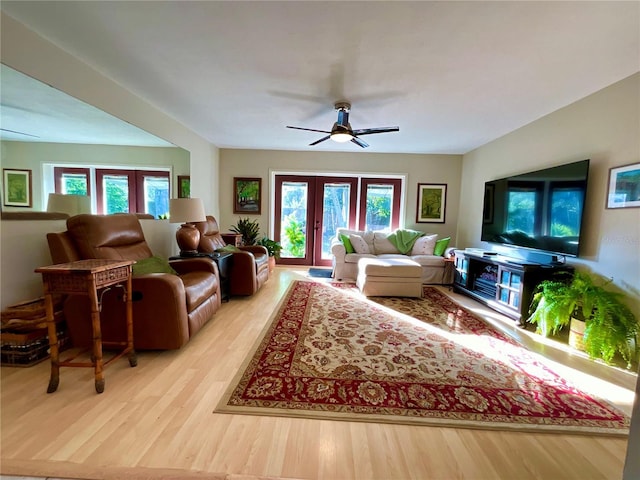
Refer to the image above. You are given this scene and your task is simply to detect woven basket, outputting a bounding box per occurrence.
[1,296,64,331]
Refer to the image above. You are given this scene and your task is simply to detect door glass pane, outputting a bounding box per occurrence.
[102,174,129,214]
[143,176,169,218]
[364,184,393,231]
[321,183,351,260]
[61,173,88,195]
[280,182,308,258]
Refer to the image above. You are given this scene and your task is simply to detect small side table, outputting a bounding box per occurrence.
[35,259,137,394]
[170,252,233,302]
[221,233,243,247]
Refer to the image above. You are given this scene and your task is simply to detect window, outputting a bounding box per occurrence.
[53,166,170,216]
[54,167,91,196]
[96,169,169,215]
[359,178,402,231]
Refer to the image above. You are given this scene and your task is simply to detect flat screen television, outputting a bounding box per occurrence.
[481,159,590,257]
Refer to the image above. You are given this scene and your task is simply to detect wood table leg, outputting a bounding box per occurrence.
[89,278,105,394]
[44,291,60,394]
[125,275,137,368]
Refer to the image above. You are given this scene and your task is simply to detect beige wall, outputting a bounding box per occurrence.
[219,149,462,240]
[1,141,189,212]
[459,73,640,310]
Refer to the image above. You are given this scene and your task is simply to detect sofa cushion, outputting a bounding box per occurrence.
[411,234,438,255]
[373,232,399,254]
[358,257,422,277]
[345,253,377,264]
[349,234,370,254]
[410,255,447,267]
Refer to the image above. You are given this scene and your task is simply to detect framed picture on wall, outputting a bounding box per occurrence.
[606,162,640,209]
[178,175,191,198]
[2,168,32,207]
[233,177,261,214]
[416,183,446,223]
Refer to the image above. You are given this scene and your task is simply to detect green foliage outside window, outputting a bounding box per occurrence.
[366,195,391,229]
[106,181,129,214]
[63,177,87,195]
[283,218,305,257]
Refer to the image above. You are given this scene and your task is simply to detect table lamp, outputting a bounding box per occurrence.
[46,193,91,216]
[169,198,206,256]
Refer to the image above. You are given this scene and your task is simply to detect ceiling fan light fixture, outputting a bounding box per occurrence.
[330,132,353,143]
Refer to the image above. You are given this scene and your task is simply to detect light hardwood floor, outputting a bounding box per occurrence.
[1,267,637,480]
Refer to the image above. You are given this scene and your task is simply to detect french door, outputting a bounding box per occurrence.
[274,175,402,266]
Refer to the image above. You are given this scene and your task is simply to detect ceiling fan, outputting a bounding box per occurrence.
[286,102,399,148]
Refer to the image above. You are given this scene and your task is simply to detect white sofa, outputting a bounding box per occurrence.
[330,228,455,284]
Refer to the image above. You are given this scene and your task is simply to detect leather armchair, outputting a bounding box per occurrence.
[192,216,270,296]
[46,214,221,350]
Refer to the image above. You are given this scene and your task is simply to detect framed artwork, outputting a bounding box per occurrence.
[3,168,32,207]
[483,183,495,224]
[233,177,262,214]
[607,162,640,209]
[178,175,191,198]
[416,183,446,223]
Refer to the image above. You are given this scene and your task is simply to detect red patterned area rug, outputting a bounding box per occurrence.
[215,280,629,435]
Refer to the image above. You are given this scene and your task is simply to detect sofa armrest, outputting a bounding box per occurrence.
[331,241,347,262]
[169,257,218,276]
[238,245,269,256]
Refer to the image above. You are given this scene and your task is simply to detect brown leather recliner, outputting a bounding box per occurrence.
[192,216,269,296]
[46,214,221,350]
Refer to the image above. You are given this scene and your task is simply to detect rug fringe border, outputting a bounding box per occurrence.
[214,403,629,437]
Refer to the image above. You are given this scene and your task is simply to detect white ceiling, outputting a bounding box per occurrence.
[0,64,174,147]
[1,1,639,154]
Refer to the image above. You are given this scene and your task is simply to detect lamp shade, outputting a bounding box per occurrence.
[46,193,91,216]
[169,198,206,224]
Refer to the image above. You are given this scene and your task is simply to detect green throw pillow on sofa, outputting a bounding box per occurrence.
[433,237,451,256]
[132,255,178,276]
[340,233,355,254]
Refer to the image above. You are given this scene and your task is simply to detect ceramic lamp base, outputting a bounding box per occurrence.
[176,223,200,255]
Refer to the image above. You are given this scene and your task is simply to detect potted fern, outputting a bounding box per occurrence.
[528,272,638,368]
[229,217,260,246]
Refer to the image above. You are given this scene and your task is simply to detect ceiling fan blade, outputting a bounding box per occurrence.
[286,126,331,134]
[351,126,399,136]
[310,135,331,146]
[351,136,369,148]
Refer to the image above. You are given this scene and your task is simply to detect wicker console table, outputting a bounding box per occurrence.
[35,259,137,394]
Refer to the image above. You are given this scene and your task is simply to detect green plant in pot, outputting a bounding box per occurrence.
[229,217,260,246]
[528,272,638,368]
